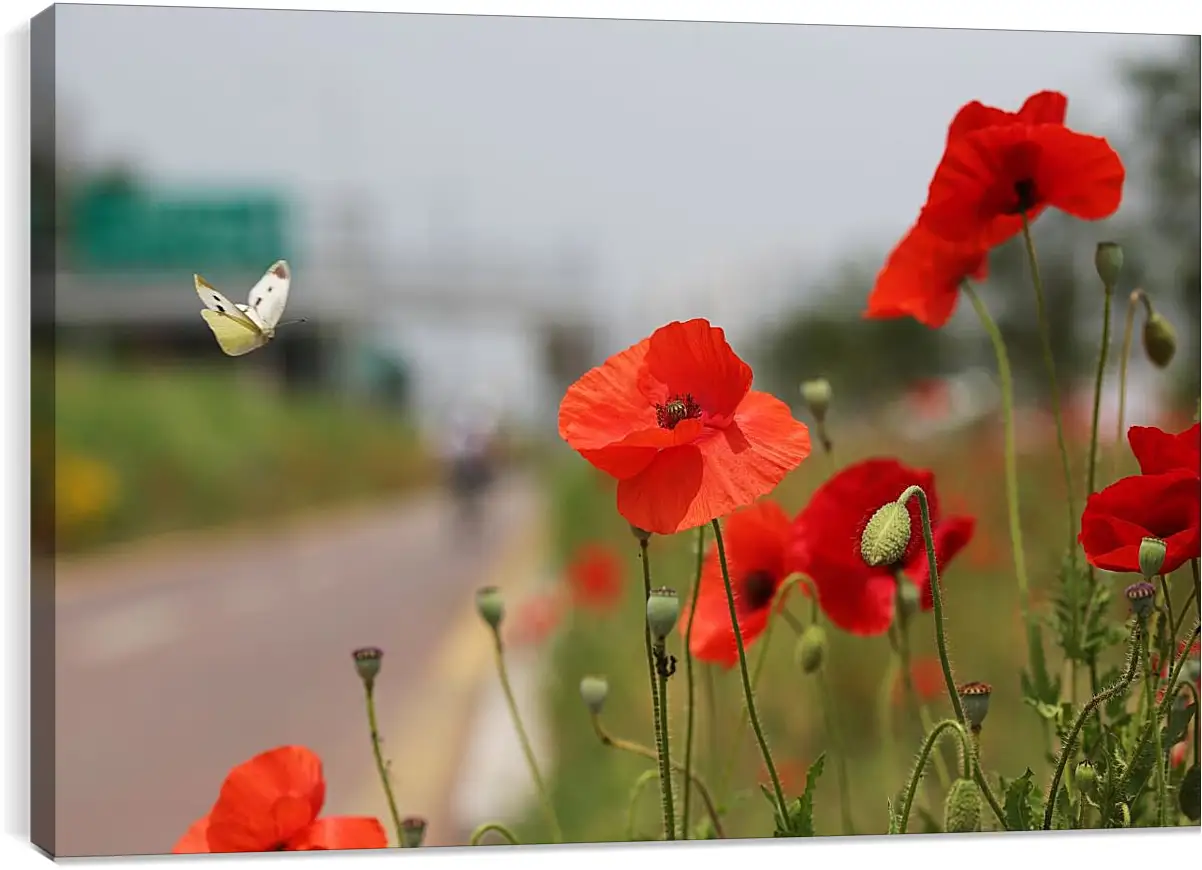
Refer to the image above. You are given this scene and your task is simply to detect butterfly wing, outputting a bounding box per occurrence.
[195,274,265,332]
[200,309,268,356]
[245,260,291,330]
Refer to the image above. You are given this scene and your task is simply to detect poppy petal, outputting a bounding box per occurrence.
[616,391,810,534]
[1018,91,1069,125]
[945,90,1068,141]
[1031,124,1125,221]
[205,746,326,852]
[558,337,657,457]
[173,815,213,854]
[638,319,753,423]
[865,224,988,328]
[1079,469,1201,574]
[287,817,389,851]
[1127,423,1201,477]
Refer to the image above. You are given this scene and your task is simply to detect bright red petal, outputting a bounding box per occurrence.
[287,817,389,851]
[1079,469,1201,574]
[558,337,661,478]
[1032,124,1125,221]
[1017,91,1068,125]
[205,746,326,852]
[616,391,810,534]
[721,499,792,580]
[173,815,213,854]
[865,224,988,328]
[1127,423,1201,477]
[638,319,753,423]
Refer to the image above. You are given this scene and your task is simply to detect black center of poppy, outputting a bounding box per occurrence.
[741,570,777,611]
[655,393,702,430]
[1008,178,1038,215]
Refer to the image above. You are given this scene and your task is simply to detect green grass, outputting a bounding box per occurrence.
[507,424,1185,843]
[45,356,435,555]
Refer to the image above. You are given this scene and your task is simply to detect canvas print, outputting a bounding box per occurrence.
[30,4,1200,858]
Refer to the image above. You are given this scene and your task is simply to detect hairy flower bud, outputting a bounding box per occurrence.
[646,587,680,640]
[1094,241,1124,287]
[1073,760,1097,793]
[943,778,981,833]
[1142,312,1177,369]
[579,675,609,714]
[794,624,827,674]
[800,378,832,421]
[860,502,911,567]
[475,585,505,631]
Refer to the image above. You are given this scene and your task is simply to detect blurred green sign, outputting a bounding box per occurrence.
[70,186,291,271]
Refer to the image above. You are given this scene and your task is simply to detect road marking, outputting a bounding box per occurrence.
[333,510,548,845]
[70,596,185,667]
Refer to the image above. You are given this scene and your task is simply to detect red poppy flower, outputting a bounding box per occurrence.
[919,122,1125,249]
[1152,639,1202,679]
[1127,423,1200,477]
[566,542,624,612]
[1078,468,1201,575]
[863,223,989,328]
[682,500,793,667]
[1169,740,1190,769]
[945,90,1068,142]
[788,458,975,636]
[174,746,387,853]
[558,319,811,534]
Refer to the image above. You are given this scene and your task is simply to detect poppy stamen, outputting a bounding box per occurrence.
[1009,178,1038,214]
[655,393,702,430]
[742,569,777,611]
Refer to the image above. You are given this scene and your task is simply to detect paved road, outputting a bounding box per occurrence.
[53,475,543,858]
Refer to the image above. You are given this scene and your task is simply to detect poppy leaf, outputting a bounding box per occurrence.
[1001,769,1040,832]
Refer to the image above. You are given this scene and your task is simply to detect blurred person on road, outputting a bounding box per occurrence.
[442,403,499,537]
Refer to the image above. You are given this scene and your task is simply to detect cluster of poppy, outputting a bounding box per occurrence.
[863,89,1124,329]
[1078,423,1200,575]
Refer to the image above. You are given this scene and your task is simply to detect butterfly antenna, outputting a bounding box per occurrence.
[279,318,308,327]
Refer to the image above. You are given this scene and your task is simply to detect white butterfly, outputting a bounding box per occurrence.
[193,260,301,356]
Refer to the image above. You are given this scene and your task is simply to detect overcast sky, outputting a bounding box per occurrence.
[54,6,1184,338]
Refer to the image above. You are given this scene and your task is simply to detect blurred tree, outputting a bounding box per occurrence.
[1123,35,1200,402]
[755,260,962,411]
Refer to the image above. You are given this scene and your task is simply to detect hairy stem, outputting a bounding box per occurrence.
[360,682,404,846]
[1020,217,1077,539]
[712,518,788,822]
[681,524,706,838]
[1086,283,1114,500]
[1113,290,1151,480]
[469,822,521,846]
[896,718,973,834]
[1043,622,1144,830]
[816,668,856,834]
[591,715,726,838]
[896,484,1008,830]
[654,641,676,840]
[492,635,562,842]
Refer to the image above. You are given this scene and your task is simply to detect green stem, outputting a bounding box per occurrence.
[591,714,726,838]
[626,769,661,841]
[491,635,562,842]
[469,822,521,846]
[1020,217,1077,538]
[638,537,671,838]
[1042,622,1144,830]
[711,518,789,822]
[1086,284,1113,500]
[892,601,951,791]
[816,668,856,835]
[681,524,706,838]
[1113,290,1151,481]
[1150,633,1168,826]
[1115,622,1201,815]
[654,640,676,840]
[917,705,952,791]
[895,484,1008,830]
[895,718,973,834]
[962,283,1037,670]
[361,682,404,847]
